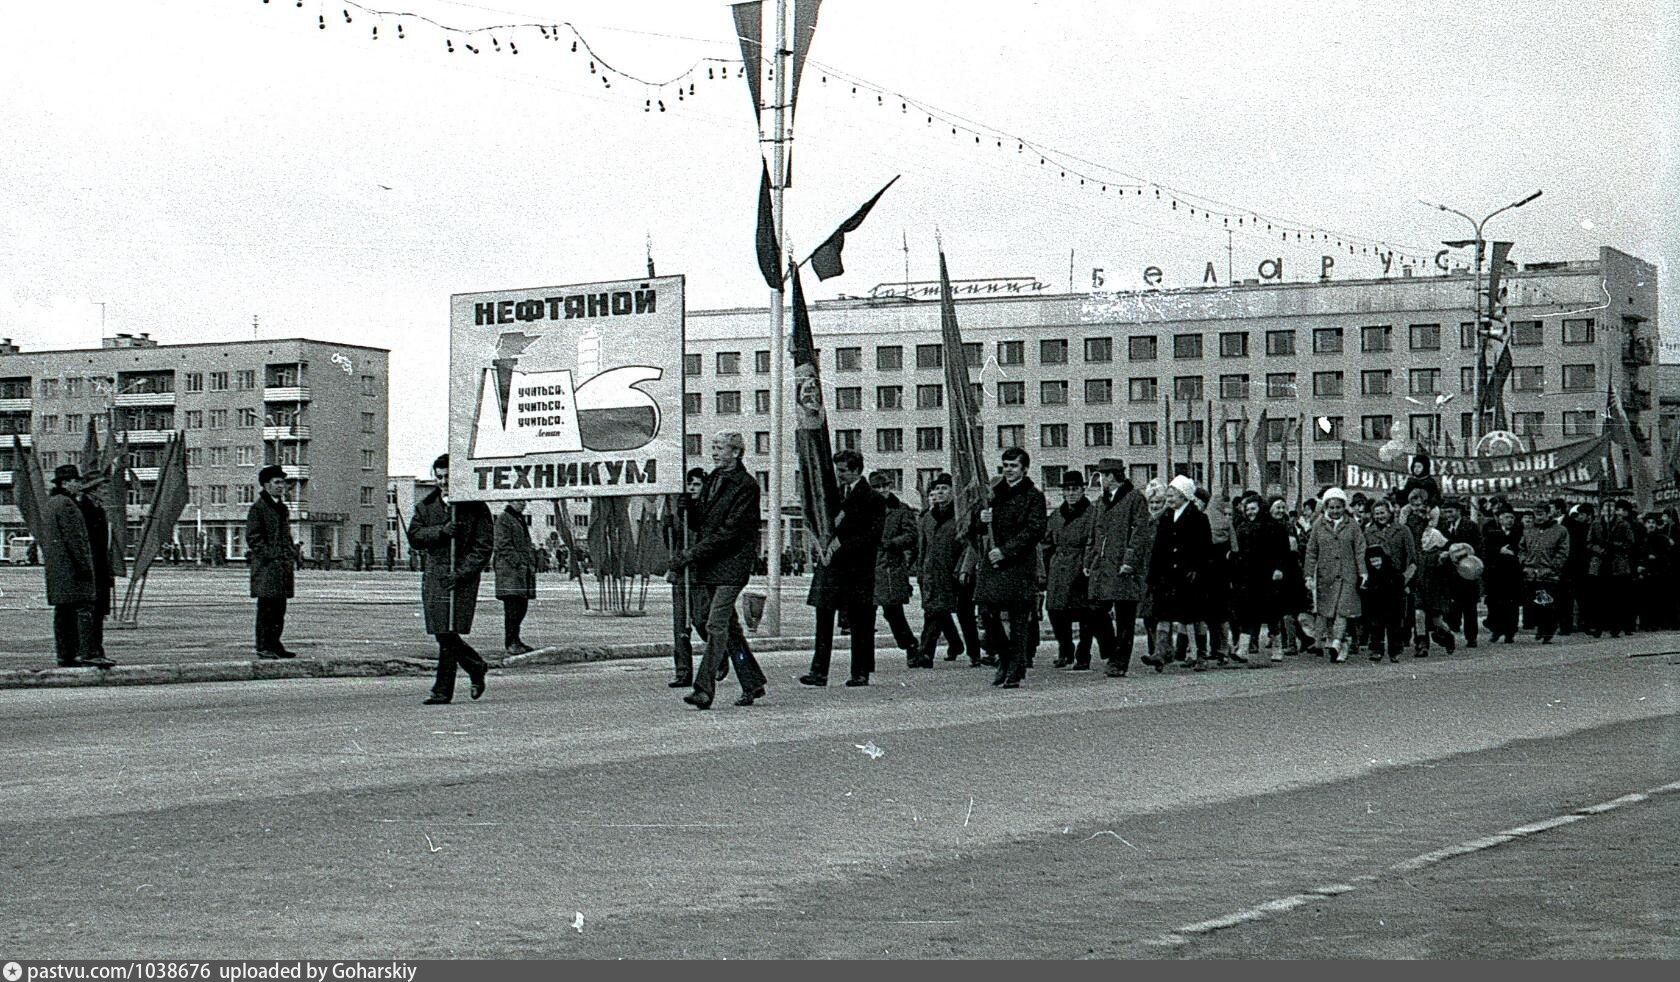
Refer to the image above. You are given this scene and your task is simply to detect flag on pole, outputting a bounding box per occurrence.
[785,0,824,185]
[80,417,101,475]
[790,265,840,547]
[10,435,50,551]
[1253,408,1269,488]
[1235,405,1249,489]
[555,499,585,580]
[100,422,129,578]
[808,176,899,281]
[729,1,764,123]
[755,161,780,290]
[938,249,987,532]
[1606,378,1654,510]
[128,432,190,582]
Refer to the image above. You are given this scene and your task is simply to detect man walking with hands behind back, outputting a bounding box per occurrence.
[247,465,298,660]
[408,453,493,705]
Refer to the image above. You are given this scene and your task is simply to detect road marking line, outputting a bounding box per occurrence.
[1147,777,1678,950]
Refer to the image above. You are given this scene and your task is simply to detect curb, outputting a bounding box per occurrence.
[503,634,820,667]
[0,656,437,690]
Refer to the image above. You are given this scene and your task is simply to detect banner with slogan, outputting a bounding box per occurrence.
[448,275,684,501]
[1340,436,1610,500]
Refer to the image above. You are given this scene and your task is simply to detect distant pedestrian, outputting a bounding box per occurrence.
[914,474,976,665]
[1518,499,1569,643]
[73,472,116,664]
[386,540,397,572]
[494,499,538,657]
[663,468,710,688]
[1043,469,1098,670]
[246,465,298,659]
[407,453,492,705]
[43,464,110,668]
[1303,487,1368,663]
[1144,475,1212,671]
[1483,507,1523,643]
[1082,457,1149,677]
[870,471,921,668]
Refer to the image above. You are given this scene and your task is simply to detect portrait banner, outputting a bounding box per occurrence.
[448,276,685,501]
[1341,436,1610,499]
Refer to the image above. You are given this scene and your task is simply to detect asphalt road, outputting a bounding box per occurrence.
[2,633,1676,959]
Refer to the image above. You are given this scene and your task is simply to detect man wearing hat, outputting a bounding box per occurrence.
[1437,497,1484,648]
[42,464,111,667]
[1043,469,1098,669]
[1082,457,1149,676]
[72,464,117,665]
[247,465,299,659]
[914,473,978,665]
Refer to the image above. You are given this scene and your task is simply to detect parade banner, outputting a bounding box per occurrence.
[1341,436,1610,498]
[448,276,684,501]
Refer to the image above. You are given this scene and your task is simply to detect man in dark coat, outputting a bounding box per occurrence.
[972,447,1048,688]
[246,465,298,659]
[1143,475,1213,671]
[669,432,768,708]
[1044,469,1098,669]
[43,464,109,667]
[406,454,493,704]
[74,473,117,664]
[914,473,977,665]
[663,467,709,687]
[1560,501,1592,635]
[493,499,538,656]
[870,470,920,666]
[1438,498,1484,647]
[802,449,886,687]
[1082,457,1149,677]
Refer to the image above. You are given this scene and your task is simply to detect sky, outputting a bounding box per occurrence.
[2,0,1674,475]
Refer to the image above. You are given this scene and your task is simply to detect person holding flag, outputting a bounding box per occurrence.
[971,447,1048,688]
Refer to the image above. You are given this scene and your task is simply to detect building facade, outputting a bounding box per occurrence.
[0,334,390,564]
[680,246,1661,539]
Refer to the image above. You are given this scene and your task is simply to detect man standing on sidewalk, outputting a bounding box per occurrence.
[407,454,493,705]
[73,469,117,665]
[246,465,298,660]
[493,498,538,657]
[669,432,768,709]
[43,464,111,668]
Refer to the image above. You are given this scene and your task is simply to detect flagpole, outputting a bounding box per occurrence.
[763,0,791,635]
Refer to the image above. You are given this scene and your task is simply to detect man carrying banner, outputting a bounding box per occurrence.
[972,447,1048,688]
[247,465,298,660]
[801,449,886,688]
[408,454,492,705]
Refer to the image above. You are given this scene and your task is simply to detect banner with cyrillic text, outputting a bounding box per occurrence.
[1340,436,1610,499]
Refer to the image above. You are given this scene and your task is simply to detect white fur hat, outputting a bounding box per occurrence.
[1321,487,1348,505]
[1168,475,1197,499]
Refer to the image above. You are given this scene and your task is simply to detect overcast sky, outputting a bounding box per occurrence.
[2,0,1673,474]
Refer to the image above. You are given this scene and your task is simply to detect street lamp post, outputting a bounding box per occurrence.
[1418,191,1542,449]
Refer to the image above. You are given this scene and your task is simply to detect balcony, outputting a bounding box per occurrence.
[0,397,31,412]
[119,429,172,445]
[262,425,311,441]
[0,433,30,447]
[0,470,12,485]
[1623,338,1655,368]
[263,386,312,403]
[130,467,160,482]
[264,464,310,481]
[114,391,175,407]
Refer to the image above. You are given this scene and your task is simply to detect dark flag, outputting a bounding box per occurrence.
[1478,240,1515,418]
[129,432,190,582]
[755,161,781,290]
[1482,340,1513,413]
[730,1,764,123]
[10,435,50,551]
[1235,405,1249,488]
[790,266,840,548]
[101,424,129,577]
[938,250,987,533]
[1253,407,1269,489]
[80,417,101,475]
[555,500,586,582]
[1606,379,1654,509]
[808,176,899,281]
[784,0,824,185]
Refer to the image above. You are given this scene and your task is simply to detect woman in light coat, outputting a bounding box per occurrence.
[1303,487,1368,662]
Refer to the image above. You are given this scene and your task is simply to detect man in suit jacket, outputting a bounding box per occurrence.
[802,449,886,687]
[407,453,494,705]
[246,465,298,659]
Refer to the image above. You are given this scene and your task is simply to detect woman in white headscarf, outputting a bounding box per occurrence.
[1303,487,1368,662]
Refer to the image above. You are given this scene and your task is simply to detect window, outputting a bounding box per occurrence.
[1219,331,1249,358]
[1313,327,1344,354]
[1460,322,1479,350]
[38,378,59,399]
[1040,423,1068,448]
[1266,373,1296,399]
[876,346,903,371]
[1562,410,1596,437]
[361,374,378,397]
[1040,380,1068,405]
[1128,421,1158,447]
[1130,463,1159,486]
[184,372,204,393]
[210,371,230,391]
[1041,465,1067,489]
[1460,366,1478,394]
[835,347,863,372]
[1562,318,1595,345]
[1312,371,1344,398]
[715,352,741,375]
[997,424,1025,448]
[1085,337,1114,363]
[209,409,228,429]
[185,410,203,429]
[876,428,904,453]
[683,354,702,377]
[1219,374,1250,400]
[835,387,862,411]
[715,391,742,415]
[684,433,702,457]
[755,431,771,454]
[997,341,1024,366]
[970,382,984,408]
[1512,366,1544,393]
[236,446,255,466]
[186,447,203,467]
[1040,339,1068,365]
[916,344,943,369]
[1562,364,1595,391]
[362,449,376,469]
[834,429,861,451]
[1409,323,1441,351]
[62,376,82,398]
[997,381,1025,407]
[1084,422,1114,447]
[242,408,262,428]
[1173,334,1203,359]
[684,392,702,416]
[1361,370,1392,396]
[236,369,257,391]
[1409,368,1441,396]
[754,390,771,414]
[1126,336,1155,361]
[1084,378,1113,404]
[1173,376,1204,401]
[360,486,376,506]
[1173,420,1205,446]
[1512,412,1543,438]
[40,414,58,433]
[1265,330,1296,356]
[1313,459,1341,487]
[1361,415,1393,441]
[65,413,82,433]
[1128,377,1158,402]
[208,446,229,467]
[1407,414,1438,442]
[1361,325,1392,353]
[1313,416,1344,442]
[209,485,228,505]
[916,384,943,410]
[755,350,771,373]
[1510,320,1543,347]
[963,343,983,368]
[916,427,944,452]
[876,386,903,410]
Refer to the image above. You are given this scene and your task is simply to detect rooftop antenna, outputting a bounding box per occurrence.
[252,314,259,339]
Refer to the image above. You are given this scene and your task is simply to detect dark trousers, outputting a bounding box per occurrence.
[1599,575,1636,634]
[917,610,966,661]
[431,632,487,699]
[255,596,287,653]
[955,580,984,661]
[1485,587,1520,640]
[879,603,918,653]
[1554,577,1577,633]
[691,583,766,701]
[1363,590,1409,656]
[501,595,529,647]
[90,580,110,656]
[1047,608,1096,667]
[980,603,1033,682]
[671,579,698,681]
[53,603,93,665]
[1446,582,1480,644]
[1528,581,1560,640]
[812,602,875,680]
[1089,599,1139,672]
